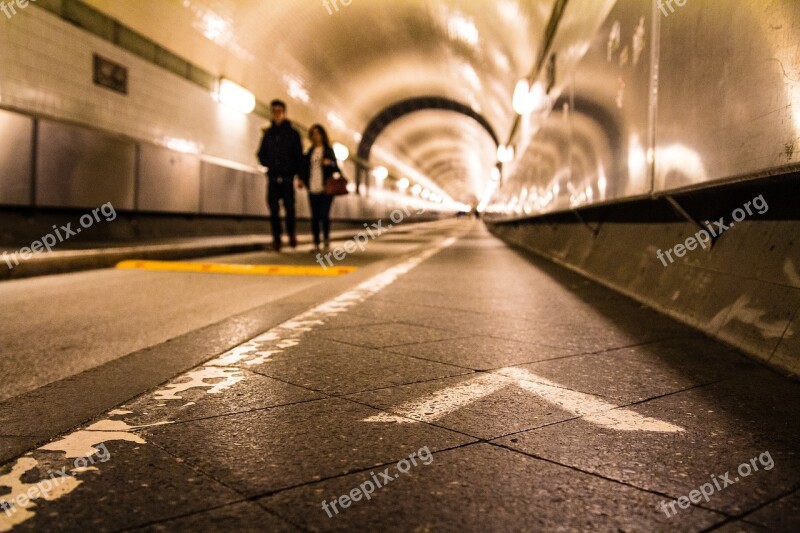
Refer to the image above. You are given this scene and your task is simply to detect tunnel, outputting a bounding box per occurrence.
[0,0,799,531]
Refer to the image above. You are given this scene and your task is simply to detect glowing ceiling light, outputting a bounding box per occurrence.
[284,75,310,104]
[327,112,347,130]
[216,78,255,114]
[497,144,515,163]
[512,79,550,115]
[512,79,532,115]
[447,13,479,48]
[332,143,350,161]
[397,178,410,191]
[491,167,501,181]
[411,184,422,196]
[372,166,388,184]
[421,189,431,200]
[598,166,608,197]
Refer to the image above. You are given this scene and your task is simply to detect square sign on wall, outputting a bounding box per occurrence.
[93,54,128,95]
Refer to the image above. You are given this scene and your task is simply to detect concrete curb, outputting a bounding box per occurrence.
[0,232,352,282]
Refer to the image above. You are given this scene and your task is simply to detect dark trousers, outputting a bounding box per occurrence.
[267,177,296,243]
[308,193,333,245]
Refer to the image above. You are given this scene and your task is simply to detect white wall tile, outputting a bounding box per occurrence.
[1,7,265,170]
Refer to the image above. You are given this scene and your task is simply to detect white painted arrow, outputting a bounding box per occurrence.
[364,367,684,433]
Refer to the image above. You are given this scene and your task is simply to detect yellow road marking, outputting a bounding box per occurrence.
[115,260,357,277]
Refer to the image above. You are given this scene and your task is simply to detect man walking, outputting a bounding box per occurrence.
[257,99,304,251]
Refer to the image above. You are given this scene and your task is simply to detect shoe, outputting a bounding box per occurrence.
[271,241,282,252]
[289,235,298,249]
[311,245,321,254]
[323,240,330,251]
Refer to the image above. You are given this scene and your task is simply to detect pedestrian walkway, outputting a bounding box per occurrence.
[1,223,798,532]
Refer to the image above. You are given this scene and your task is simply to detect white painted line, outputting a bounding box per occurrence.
[0,458,81,532]
[364,373,512,423]
[504,368,684,433]
[153,367,245,401]
[0,236,459,530]
[365,367,683,433]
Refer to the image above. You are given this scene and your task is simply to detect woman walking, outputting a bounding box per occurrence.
[298,124,340,252]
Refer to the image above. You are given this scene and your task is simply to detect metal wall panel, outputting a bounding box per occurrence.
[655,0,800,191]
[242,173,269,216]
[489,0,800,220]
[570,0,653,203]
[138,143,200,213]
[36,120,136,210]
[0,109,33,206]
[199,162,245,215]
[492,0,653,217]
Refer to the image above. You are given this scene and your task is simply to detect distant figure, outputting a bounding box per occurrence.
[257,99,304,252]
[298,124,340,253]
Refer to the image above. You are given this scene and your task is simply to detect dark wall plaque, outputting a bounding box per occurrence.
[93,54,128,95]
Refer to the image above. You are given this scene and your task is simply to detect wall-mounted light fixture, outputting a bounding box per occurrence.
[217,78,256,114]
[512,79,550,115]
[332,142,350,161]
[497,144,515,163]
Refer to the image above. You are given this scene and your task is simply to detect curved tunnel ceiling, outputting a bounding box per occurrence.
[83,0,557,204]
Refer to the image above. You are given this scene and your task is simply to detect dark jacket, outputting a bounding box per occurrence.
[299,146,341,191]
[256,120,303,180]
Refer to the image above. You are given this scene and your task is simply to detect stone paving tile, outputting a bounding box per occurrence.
[741,489,800,531]
[120,369,324,426]
[384,335,572,370]
[347,374,586,441]
[483,319,687,355]
[267,338,370,361]
[142,398,475,497]
[503,337,759,404]
[344,294,679,360]
[494,368,800,516]
[313,313,389,331]
[260,443,724,532]
[11,441,242,532]
[710,520,771,532]
[130,501,300,532]
[0,437,40,465]
[315,322,464,349]
[249,348,472,396]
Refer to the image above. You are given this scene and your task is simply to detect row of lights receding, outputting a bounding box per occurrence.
[493,79,552,167]
[370,167,443,203]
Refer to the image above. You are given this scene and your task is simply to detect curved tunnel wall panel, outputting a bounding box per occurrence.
[138,144,201,214]
[0,109,33,207]
[35,119,137,210]
[199,163,246,216]
[654,0,800,190]
[492,0,800,219]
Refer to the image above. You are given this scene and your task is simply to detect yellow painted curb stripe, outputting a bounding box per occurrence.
[115,260,357,277]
